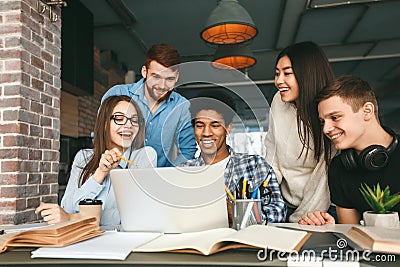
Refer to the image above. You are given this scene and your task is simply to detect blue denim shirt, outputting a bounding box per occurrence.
[101,78,197,167]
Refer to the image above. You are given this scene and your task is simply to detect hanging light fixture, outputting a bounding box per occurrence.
[212,43,256,69]
[201,0,258,45]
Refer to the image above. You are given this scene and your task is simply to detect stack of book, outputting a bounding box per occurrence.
[0,217,103,253]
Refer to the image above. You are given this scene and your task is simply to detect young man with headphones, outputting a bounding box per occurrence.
[298,76,400,225]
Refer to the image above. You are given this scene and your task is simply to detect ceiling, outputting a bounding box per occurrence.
[79,0,400,132]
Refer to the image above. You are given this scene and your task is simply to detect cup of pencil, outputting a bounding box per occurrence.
[232,199,263,230]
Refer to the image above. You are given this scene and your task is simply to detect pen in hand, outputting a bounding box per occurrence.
[117,155,136,166]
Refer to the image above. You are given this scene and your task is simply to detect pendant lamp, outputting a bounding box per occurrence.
[212,43,256,69]
[201,0,258,45]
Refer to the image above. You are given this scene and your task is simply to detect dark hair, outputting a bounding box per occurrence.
[190,90,236,125]
[79,95,145,186]
[276,41,335,162]
[145,44,181,71]
[315,75,378,117]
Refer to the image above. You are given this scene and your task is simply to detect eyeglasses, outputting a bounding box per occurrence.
[110,114,143,127]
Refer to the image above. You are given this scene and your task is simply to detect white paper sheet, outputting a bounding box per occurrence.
[31,231,162,260]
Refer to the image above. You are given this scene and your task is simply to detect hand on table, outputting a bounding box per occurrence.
[35,202,78,224]
[298,210,335,226]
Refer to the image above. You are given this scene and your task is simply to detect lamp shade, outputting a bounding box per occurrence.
[201,0,258,45]
[212,44,256,69]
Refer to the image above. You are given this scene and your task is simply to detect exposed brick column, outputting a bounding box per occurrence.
[0,0,61,224]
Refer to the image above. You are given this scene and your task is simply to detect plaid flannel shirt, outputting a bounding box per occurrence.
[179,146,286,223]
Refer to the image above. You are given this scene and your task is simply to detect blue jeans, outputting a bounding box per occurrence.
[286,205,338,223]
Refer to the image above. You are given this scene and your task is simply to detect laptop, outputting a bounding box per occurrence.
[110,165,229,233]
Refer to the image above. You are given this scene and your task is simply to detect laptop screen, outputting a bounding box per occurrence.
[110,165,229,233]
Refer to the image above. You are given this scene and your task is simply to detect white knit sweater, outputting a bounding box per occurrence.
[265,92,330,222]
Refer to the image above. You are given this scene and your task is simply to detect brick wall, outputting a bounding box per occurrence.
[0,0,61,224]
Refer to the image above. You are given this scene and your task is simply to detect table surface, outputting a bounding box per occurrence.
[1,234,399,266]
[0,249,286,266]
[0,226,398,266]
[1,249,398,267]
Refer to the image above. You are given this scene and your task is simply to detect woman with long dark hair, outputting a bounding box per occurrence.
[265,42,336,222]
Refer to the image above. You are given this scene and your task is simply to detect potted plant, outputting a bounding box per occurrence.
[360,183,400,228]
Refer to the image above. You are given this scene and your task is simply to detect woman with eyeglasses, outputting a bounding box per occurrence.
[35,95,157,226]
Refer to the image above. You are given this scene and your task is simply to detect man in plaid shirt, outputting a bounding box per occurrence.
[180,91,286,223]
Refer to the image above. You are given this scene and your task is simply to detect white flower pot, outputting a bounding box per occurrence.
[363,211,400,228]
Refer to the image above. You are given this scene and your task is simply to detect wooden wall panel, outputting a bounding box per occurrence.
[60,91,79,138]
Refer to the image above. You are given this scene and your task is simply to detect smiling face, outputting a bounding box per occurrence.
[193,109,231,164]
[318,95,368,152]
[141,60,179,104]
[274,55,300,104]
[108,101,140,151]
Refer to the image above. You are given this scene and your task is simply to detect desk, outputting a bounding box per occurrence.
[0,250,285,266]
[0,230,398,266]
[0,250,398,267]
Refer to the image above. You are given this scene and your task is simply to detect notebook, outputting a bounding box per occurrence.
[110,165,229,233]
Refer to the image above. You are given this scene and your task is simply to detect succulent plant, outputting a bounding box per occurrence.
[360,183,400,214]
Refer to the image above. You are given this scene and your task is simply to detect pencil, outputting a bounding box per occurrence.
[262,177,270,187]
[242,178,247,199]
[117,155,136,166]
[224,185,235,202]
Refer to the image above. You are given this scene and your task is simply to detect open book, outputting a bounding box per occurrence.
[133,224,311,255]
[0,217,104,253]
[346,226,400,254]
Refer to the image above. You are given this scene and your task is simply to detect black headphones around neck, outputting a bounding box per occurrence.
[340,128,399,171]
